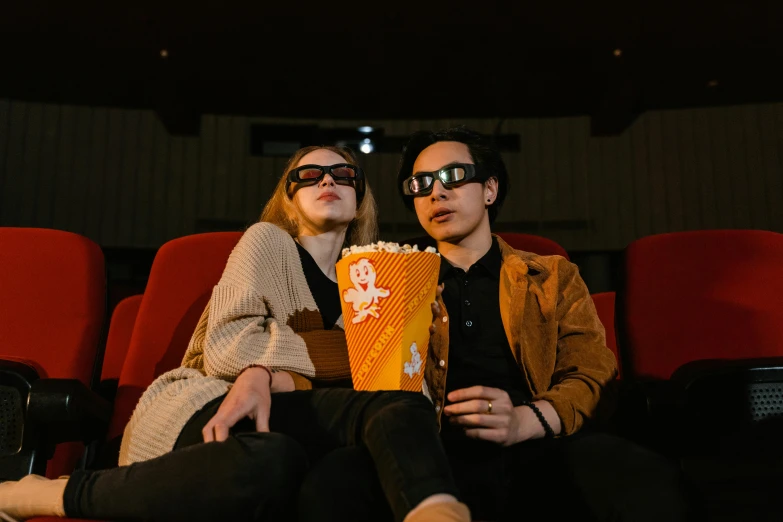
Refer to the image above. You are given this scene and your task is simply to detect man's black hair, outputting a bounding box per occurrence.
[396,126,509,223]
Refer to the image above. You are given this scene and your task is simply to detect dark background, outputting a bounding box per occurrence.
[1,0,782,308]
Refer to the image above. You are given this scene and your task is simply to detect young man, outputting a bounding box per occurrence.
[298,127,693,522]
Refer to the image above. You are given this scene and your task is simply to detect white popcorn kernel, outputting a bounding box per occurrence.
[341,241,440,258]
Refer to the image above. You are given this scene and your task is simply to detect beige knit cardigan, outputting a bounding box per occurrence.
[119,223,352,465]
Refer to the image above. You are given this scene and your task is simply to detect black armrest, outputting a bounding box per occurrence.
[611,379,687,456]
[26,378,112,445]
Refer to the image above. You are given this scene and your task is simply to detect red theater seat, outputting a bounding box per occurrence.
[97,295,143,404]
[28,232,241,522]
[591,292,620,379]
[617,230,783,456]
[106,232,242,442]
[403,232,569,259]
[495,232,570,260]
[0,227,106,480]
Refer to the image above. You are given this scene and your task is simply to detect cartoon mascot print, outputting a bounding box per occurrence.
[343,258,390,324]
[403,342,423,378]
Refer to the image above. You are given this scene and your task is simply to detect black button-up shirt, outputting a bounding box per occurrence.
[440,238,530,408]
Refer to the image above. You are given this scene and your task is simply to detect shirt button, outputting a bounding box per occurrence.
[439,359,446,367]
[442,316,448,323]
[435,405,441,412]
[465,320,473,327]
[464,300,471,306]
[464,279,469,286]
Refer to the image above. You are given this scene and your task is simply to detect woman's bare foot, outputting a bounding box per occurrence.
[0,474,67,520]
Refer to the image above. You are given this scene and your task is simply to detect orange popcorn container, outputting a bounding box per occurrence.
[336,249,440,391]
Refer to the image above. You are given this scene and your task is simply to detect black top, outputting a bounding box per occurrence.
[296,242,341,329]
[440,238,531,407]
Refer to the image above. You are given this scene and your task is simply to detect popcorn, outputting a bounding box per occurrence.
[342,241,438,258]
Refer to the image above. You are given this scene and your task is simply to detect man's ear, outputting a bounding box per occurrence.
[484,177,499,205]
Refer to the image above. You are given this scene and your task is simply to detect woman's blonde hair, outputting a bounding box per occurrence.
[259,145,378,246]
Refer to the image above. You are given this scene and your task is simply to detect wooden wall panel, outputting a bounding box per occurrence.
[1,99,781,252]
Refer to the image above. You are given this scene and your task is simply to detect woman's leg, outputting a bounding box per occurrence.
[65,432,307,522]
[271,389,465,522]
[0,396,309,522]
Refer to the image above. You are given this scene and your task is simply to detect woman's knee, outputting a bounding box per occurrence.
[233,432,308,489]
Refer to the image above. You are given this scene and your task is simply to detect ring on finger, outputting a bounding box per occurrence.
[487,401,493,414]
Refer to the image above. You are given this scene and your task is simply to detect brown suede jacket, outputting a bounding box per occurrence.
[425,236,618,436]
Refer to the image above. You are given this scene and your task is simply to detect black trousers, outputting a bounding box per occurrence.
[64,389,458,522]
[298,429,697,522]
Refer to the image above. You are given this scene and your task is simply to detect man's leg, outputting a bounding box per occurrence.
[501,431,696,522]
[298,446,393,522]
[271,389,460,522]
[556,432,695,522]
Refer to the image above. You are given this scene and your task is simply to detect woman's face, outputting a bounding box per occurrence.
[291,149,358,235]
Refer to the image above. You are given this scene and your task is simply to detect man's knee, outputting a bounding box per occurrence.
[299,447,392,522]
[369,390,434,416]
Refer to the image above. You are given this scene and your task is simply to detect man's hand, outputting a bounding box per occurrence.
[429,284,445,335]
[202,367,272,442]
[444,386,561,445]
[443,386,524,446]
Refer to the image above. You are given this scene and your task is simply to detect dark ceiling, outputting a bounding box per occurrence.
[2,1,782,134]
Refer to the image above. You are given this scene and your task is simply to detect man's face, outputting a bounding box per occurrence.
[411,141,497,244]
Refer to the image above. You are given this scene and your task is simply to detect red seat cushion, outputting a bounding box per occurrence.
[619,230,783,380]
[108,232,242,440]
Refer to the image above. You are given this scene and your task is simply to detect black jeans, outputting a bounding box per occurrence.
[64,389,458,522]
[298,429,697,522]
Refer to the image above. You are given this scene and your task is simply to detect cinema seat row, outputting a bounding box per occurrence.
[1,226,782,522]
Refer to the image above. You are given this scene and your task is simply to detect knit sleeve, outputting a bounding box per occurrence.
[200,224,317,380]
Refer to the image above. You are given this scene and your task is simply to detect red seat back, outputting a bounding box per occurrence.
[101,295,143,385]
[496,232,570,260]
[0,227,106,478]
[619,230,783,380]
[0,227,105,383]
[591,292,620,379]
[107,232,242,440]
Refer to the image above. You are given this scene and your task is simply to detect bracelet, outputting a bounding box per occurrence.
[237,364,275,383]
[522,401,555,438]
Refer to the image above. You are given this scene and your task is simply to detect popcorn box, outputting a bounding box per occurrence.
[336,245,440,391]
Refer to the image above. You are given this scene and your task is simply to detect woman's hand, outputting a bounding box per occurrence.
[429,284,445,335]
[202,367,272,442]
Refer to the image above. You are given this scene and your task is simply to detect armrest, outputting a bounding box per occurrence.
[611,379,687,457]
[26,378,112,445]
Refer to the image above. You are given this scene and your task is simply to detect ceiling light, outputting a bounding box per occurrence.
[359,139,374,154]
[358,126,374,133]
[707,80,719,88]
[613,48,622,57]
[160,49,169,58]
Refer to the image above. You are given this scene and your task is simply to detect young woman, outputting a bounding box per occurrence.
[0,146,469,522]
